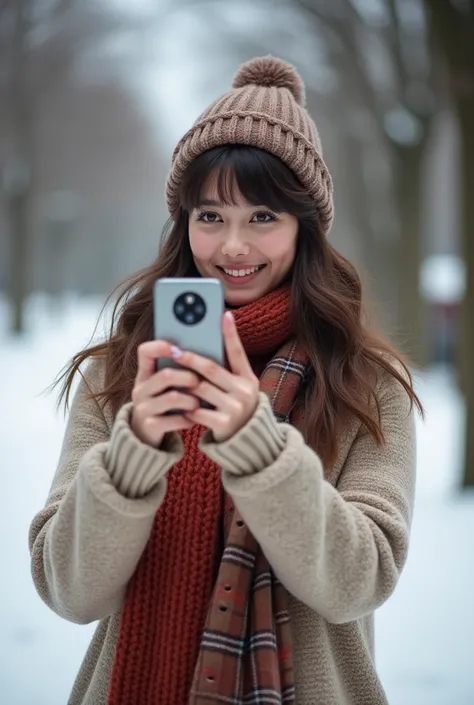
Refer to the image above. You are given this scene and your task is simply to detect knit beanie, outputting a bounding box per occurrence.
[165,56,334,236]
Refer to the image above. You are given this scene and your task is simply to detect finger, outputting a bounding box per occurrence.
[222,311,254,378]
[136,368,199,401]
[185,407,229,430]
[136,390,200,418]
[136,340,174,383]
[173,347,234,392]
[194,380,241,414]
[144,414,194,437]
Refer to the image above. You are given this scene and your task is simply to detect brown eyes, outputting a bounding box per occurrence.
[252,212,276,223]
[196,210,277,224]
[197,212,221,223]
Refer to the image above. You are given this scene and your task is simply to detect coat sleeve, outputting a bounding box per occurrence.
[199,371,416,624]
[28,358,183,625]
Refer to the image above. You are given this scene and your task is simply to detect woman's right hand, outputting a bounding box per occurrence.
[131,340,200,447]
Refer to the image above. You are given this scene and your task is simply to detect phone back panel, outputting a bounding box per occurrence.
[153,278,224,370]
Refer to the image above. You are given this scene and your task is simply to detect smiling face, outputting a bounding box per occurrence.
[188,174,299,307]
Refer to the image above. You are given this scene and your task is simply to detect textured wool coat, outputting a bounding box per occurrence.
[29,357,416,704]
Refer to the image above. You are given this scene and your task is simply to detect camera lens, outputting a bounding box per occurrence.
[174,292,207,325]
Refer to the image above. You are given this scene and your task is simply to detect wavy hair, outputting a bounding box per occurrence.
[56,145,422,467]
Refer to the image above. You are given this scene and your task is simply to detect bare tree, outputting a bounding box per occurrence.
[289,0,438,364]
[0,0,79,333]
[423,0,474,487]
[0,0,187,333]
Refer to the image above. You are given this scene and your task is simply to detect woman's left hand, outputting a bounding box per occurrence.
[170,311,259,443]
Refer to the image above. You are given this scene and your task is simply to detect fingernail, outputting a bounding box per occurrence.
[224,311,233,321]
[170,345,183,359]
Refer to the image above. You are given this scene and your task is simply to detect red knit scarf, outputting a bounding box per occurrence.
[108,286,300,705]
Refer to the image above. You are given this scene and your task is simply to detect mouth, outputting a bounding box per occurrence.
[216,264,267,281]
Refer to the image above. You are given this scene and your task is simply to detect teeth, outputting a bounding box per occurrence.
[222,265,262,277]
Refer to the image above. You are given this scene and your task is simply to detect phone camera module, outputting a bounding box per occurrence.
[174,292,206,325]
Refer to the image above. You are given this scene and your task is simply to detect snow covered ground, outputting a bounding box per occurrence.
[1,295,473,705]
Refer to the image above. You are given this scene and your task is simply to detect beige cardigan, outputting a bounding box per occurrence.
[29,358,416,705]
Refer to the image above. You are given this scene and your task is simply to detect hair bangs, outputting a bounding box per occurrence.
[179,145,310,215]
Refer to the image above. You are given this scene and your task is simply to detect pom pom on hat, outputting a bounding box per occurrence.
[232,56,306,107]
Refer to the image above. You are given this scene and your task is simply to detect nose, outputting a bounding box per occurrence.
[221,227,250,258]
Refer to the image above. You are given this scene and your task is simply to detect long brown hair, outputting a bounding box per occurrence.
[56,145,422,467]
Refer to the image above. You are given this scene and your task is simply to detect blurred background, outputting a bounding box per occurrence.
[1,0,473,703]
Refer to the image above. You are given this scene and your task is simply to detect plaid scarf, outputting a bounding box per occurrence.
[108,286,308,705]
[190,338,307,704]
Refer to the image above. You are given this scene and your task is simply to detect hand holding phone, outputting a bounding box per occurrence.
[137,277,259,446]
[131,340,200,447]
[153,278,224,414]
[131,278,225,447]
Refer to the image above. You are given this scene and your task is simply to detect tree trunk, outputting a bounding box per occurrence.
[1,2,34,334]
[393,142,428,367]
[5,186,30,333]
[458,96,474,488]
[339,133,398,335]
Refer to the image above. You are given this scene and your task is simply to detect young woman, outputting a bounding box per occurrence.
[29,57,421,705]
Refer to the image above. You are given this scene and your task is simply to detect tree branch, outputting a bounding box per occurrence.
[385,0,410,93]
[49,0,77,20]
[30,0,78,31]
[290,0,387,140]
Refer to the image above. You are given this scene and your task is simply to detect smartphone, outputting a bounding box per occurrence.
[153,277,225,411]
